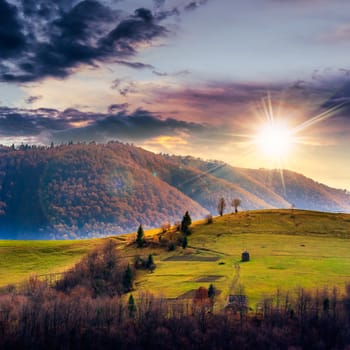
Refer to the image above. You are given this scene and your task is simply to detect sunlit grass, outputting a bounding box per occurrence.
[132,210,350,308]
[1,209,350,311]
[0,239,98,286]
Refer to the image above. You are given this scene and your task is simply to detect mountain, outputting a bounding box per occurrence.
[0,143,208,239]
[169,156,350,212]
[0,141,349,239]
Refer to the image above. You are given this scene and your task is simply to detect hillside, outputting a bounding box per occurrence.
[168,155,350,212]
[0,142,349,238]
[2,210,350,310]
[0,143,208,239]
[132,209,350,308]
[0,239,97,287]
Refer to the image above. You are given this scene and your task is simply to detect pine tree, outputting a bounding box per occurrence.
[147,254,156,272]
[208,283,215,299]
[123,264,133,292]
[182,236,188,249]
[181,211,192,235]
[136,224,144,248]
[147,254,154,267]
[128,294,136,318]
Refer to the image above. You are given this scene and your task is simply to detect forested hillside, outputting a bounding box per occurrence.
[0,143,208,239]
[167,155,350,212]
[0,141,349,239]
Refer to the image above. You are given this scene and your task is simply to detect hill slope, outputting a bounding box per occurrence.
[2,210,350,309]
[0,142,349,238]
[0,144,208,238]
[168,155,350,212]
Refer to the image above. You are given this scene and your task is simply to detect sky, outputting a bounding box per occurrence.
[1,0,350,190]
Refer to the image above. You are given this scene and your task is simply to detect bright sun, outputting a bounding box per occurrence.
[256,122,294,158]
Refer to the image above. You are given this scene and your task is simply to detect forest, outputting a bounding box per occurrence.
[0,238,350,350]
[0,141,350,239]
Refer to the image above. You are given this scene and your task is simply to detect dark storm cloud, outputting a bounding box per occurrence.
[0,107,63,136]
[99,8,166,51]
[0,106,215,143]
[0,0,26,58]
[0,106,107,137]
[0,105,231,148]
[53,108,207,142]
[0,1,168,82]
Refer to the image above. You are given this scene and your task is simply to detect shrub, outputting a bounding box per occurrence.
[205,214,213,224]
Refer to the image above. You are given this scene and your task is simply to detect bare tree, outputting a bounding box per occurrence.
[217,197,226,216]
[232,198,241,214]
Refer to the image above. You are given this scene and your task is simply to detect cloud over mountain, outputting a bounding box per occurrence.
[0,0,168,82]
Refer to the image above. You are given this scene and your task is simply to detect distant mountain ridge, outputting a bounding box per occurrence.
[0,141,349,239]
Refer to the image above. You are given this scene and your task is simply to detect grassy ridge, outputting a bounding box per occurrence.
[134,210,350,308]
[1,210,350,310]
[0,239,98,286]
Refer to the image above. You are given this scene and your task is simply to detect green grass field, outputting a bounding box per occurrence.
[132,210,350,308]
[1,209,350,310]
[0,239,98,286]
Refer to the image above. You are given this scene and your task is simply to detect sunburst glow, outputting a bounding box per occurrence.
[256,122,293,158]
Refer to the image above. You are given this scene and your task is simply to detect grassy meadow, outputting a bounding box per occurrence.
[132,210,350,308]
[0,239,97,286]
[1,209,350,310]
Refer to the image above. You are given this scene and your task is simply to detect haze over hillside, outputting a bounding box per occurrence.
[0,141,349,239]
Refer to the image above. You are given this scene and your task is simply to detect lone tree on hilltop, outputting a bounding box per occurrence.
[232,198,242,214]
[136,224,144,247]
[217,197,226,216]
[181,211,192,235]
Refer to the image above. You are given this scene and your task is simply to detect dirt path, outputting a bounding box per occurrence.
[228,263,241,294]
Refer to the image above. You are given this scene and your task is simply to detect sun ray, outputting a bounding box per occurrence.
[292,102,346,133]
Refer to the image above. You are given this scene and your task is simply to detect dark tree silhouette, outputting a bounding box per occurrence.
[217,197,226,216]
[208,283,215,300]
[123,264,133,292]
[136,224,144,247]
[182,235,188,249]
[181,211,192,235]
[147,254,156,272]
[232,198,241,213]
[128,294,136,317]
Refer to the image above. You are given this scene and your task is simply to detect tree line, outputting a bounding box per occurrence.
[1,271,350,348]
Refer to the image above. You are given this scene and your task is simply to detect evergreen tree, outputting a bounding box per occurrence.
[181,211,192,235]
[136,224,144,247]
[208,283,215,299]
[147,254,156,272]
[128,294,136,318]
[182,236,188,249]
[123,264,133,292]
[147,254,154,267]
